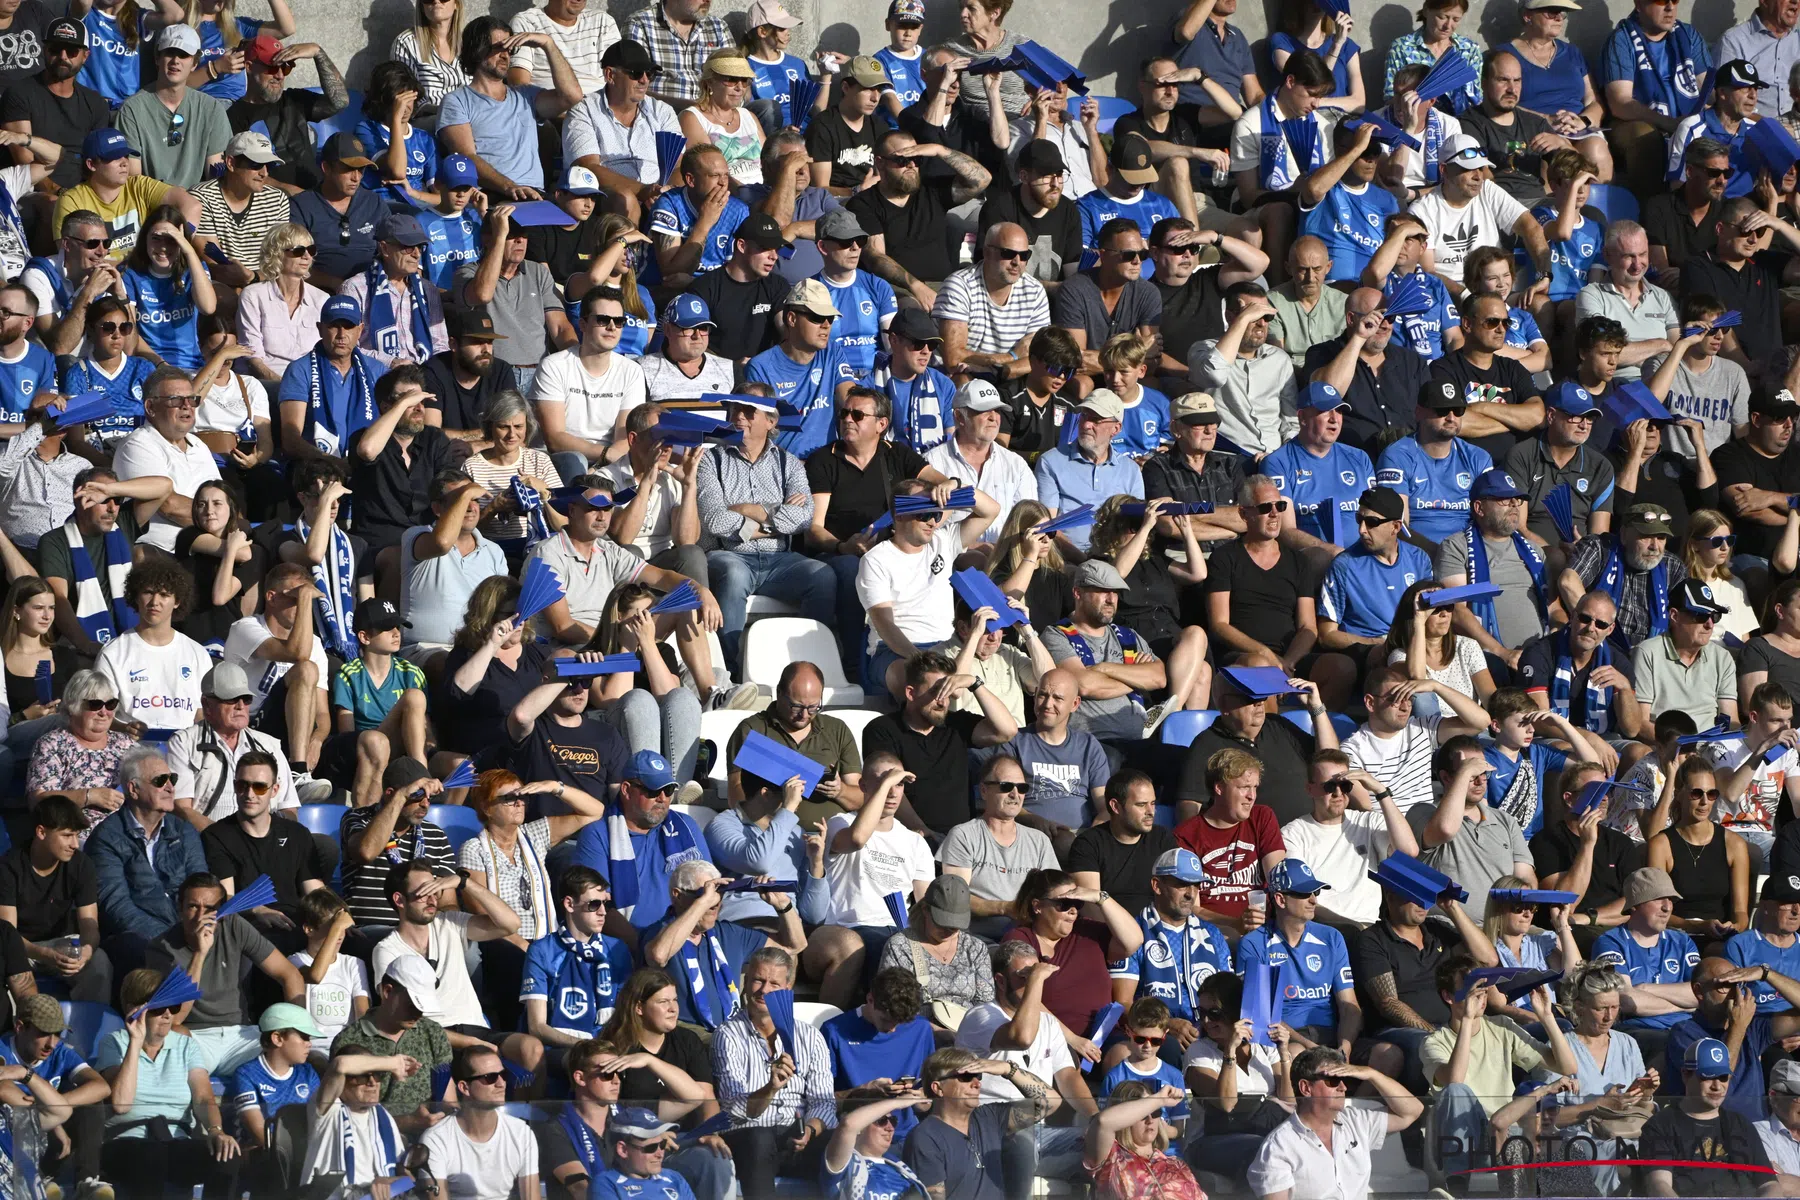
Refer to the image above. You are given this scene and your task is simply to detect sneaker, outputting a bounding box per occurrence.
[1140,699,1176,740]
[75,1179,113,1200]
[291,771,333,803]
[719,682,763,711]
[675,781,706,807]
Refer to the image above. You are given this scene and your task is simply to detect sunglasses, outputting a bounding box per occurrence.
[1679,611,1718,625]
[985,780,1030,794]
[1357,514,1397,527]
[146,773,176,788]
[148,1005,181,1017]
[1476,315,1507,330]
[1251,500,1289,515]
[286,245,318,258]
[873,1115,898,1128]
[571,898,609,912]
[460,1071,505,1085]
[66,237,105,250]
[837,408,876,422]
[1435,405,1470,417]
[1130,1034,1164,1046]
[94,320,133,334]
[794,310,835,325]
[952,1071,984,1083]
[1044,897,1082,913]
[1322,778,1354,794]
[1700,534,1737,548]
[167,112,185,147]
[83,700,119,714]
[1157,243,1198,256]
[1699,166,1732,180]
[988,247,1029,262]
[234,779,274,794]
[1109,248,1149,262]
[1688,788,1723,801]
[1574,613,1615,630]
[588,313,626,329]
[346,1073,383,1085]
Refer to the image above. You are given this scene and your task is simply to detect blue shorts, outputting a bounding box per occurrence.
[863,639,943,692]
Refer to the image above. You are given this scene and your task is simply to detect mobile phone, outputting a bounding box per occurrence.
[821,766,838,782]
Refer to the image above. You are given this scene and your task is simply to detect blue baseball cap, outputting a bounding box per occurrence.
[628,750,677,792]
[439,154,477,187]
[1470,468,1527,501]
[1268,858,1331,895]
[1152,848,1207,884]
[1686,1037,1732,1078]
[1548,380,1601,418]
[1298,381,1349,413]
[321,295,362,326]
[662,293,715,330]
[82,128,139,162]
[375,212,428,248]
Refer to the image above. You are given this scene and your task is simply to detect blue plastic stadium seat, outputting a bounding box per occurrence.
[428,803,485,851]
[1160,709,1219,746]
[1586,183,1638,226]
[1063,94,1136,134]
[296,803,349,840]
[58,1001,124,1060]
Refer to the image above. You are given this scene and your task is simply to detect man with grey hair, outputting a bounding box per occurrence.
[112,365,222,552]
[1642,137,1730,286]
[1436,467,1553,663]
[1574,219,1681,382]
[641,856,806,1031]
[1246,1044,1423,1200]
[740,128,840,288]
[21,209,119,353]
[86,744,208,972]
[1720,0,1800,119]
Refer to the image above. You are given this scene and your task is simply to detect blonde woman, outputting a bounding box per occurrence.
[987,499,1072,627]
[680,54,766,187]
[235,223,327,381]
[462,390,566,545]
[566,213,655,358]
[1481,871,1579,1024]
[1684,509,1756,645]
[391,0,469,121]
[183,0,295,102]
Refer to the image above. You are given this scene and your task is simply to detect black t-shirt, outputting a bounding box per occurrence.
[347,425,457,549]
[846,182,957,287]
[617,1026,712,1113]
[1642,191,1721,271]
[1528,819,1644,912]
[508,711,632,804]
[805,440,929,541]
[229,91,340,192]
[437,639,553,757]
[1113,109,1201,155]
[1456,108,1554,202]
[175,526,267,652]
[1203,539,1315,654]
[1430,351,1544,462]
[538,1117,612,1200]
[688,268,785,362]
[862,709,984,834]
[1639,1105,1772,1196]
[1681,251,1784,367]
[1156,268,1228,368]
[420,353,519,433]
[1711,438,1800,559]
[996,383,1066,457]
[2,645,75,723]
[0,74,106,190]
[524,219,596,286]
[977,188,1083,283]
[1353,918,1455,1029]
[0,847,94,941]
[1611,446,1713,541]
[201,816,324,907]
[806,108,879,191]
[1114,549,1184,648]
[1064,825,1177,914]
[0,2,50,95]
[1175,719,1315,824]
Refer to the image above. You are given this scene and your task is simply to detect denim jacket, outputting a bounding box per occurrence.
[89,807,208,939]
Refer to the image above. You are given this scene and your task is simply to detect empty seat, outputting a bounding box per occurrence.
[827,708,884,748]
[427,804,485,851]
[296,803,349,840]
[698,708,756,800]
[741,618,865,707]
[793,1001,842,1029]
[1160,709,1219,747]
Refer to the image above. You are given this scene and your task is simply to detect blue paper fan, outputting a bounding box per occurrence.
[1369,851,1469,908]
[1118,501,1213,518]
[1033,504,1096,534]
[388,1182,415,1198]
[883,891,909,929]
[863,512,894,537]
[1682,309,1742,338]
[215,875,277,918]
[554,654,642,677]
[656,131,688,182]
[1746,118,1800,182]
[1089,1001,1124,1043]
[721,878,792,893]
[966,51,1029,77]
[504,1058,535,1089]
[678,1112,734,1144]
[1244,958,1279,1047]
[129,963,203,1020]
[734,730,826,796]
[1489,888,1579,906]
[1220,666,1304,699]
[893,487,975,516]
[1383,273,1433,318]
[1569,778,1647,816]
[764,986,797,1056]
[33,660,50,706]
[1344,111,1420,151]
[52,391,126,429]
[1414,51,1478,103]
[1422,582,1502,608]
[1604,379,1675,428]
[649,580,701,615]
[788,76,820,127]
[441,760,478,790]
[950,570,1027,632]
[1544,483,1576,544]
[1013,41,1088,95]
[516,558,566,623]
[613,486,639,506]
[505,200,578,227]
[1677,717,1732,745]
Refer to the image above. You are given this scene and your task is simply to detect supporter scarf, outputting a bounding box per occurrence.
[1423,109,1445,185]
[678,928,740,1029]
[481,826,553,939]
[558,1107,609,1179]
[1466,523,1549,640]
[512,476,551,544]
[1053,623,1144,706]
[555,927,612,964]
[364,258,433,365]
[1138,905,1196,1014]
[64,520,134,645]
[23,256,69,314]
[1257,92,1324,191]
[294,515,356,660]
[606,808,699,917]
[1597,540,1669,642]
[305,349,376,456]
[1620,16,1705,118]
[1549,629,1613,736]
[339,1099,402,1186]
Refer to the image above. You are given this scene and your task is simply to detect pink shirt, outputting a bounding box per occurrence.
[236,280,329,376]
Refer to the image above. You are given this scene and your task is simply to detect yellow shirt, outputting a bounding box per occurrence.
[53,175,171,261]
[1421,1016,1548,1117]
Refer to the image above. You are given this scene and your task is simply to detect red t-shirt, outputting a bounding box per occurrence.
[1002,918,1116,1038]
[1172,804,1285,919]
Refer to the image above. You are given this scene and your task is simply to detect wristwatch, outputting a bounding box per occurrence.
[1097,890,1110,904]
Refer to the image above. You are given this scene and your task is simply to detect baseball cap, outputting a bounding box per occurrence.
[202,662,255,701]
[888,0,926,22]
[382,756,432,794]
[1110,132,1158,186]
[243,31,285,67]
[382,955,439,1015]
[845,56,892,89]
[1762,873,1800,905]
[1686,1037,1732,1079]
[1152,848,1207,883]
[45,18,86,48]
[629,750,678,792]
[663,294,715,330]
[784,278,841,318]
[889,307,942,345]
[15,995,64,1035]
[559,164,603,196]
[611,1107,679,1143]
[321,295,363,326]
[225,130,282,165]
[1673,577,1731,618]
[816,209,869,243]
[320,132,374,168]
[81,128,139,162]
[375,212,428,247]
[602,40,660,76]
[1299,381,1349,413]
[1072,559,1131,591]
[1359,486,1407,523]
[1076,389,1125,422]
[354,597,409,634]
[258,1002,323,1038]
[155,23,202,55]
[1522,0,1579,9]
[1548,380,1601,417]
[1622,866,1682,910]
[1751,387,1800,418]
[923,874,971,930]
[1470,468,1528,501]
[1017,138,1067,175]
[1442,132,1495,171]
[746,0,802,28]
[1268,858,1331,895]
[1772,1060,1800,1096]
[954,380,1007,412]
[448,306,505,341]
[1418,379,1467,411]
[736,211,790,251]
[1621,502,1674,537]
[1172,392,1221,425]
[1718,58,1767,90]
[439,154,478,188]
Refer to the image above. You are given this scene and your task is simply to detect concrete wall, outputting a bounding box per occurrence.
[299,0,1761,98]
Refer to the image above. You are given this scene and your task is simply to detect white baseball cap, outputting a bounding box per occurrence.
[1442,133,1494,171]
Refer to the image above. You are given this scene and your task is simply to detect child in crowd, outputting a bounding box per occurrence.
[1100,997,1189,1136]
[288,888,371,1052]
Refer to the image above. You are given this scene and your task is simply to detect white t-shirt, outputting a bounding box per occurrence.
[1183,1035,1282,1097]
[955,1002,1074,1100]
[417,1111,540,1200]
[1342,714,1445,813]
[599,457,683,557]
[289,949,370,1047]
[1407,182,1528,279]
[530,349,647,445]
[638,351,735,405]
[302,1099,394,1190]
[821,813,936,927]
[854,523,961,656]
[1385,639,1487,705]
[224,616,330,715]
[111,427,223,552]
[1280,812,1393,925]
[1704,735,1795,833]
[371,913,486,1028]
[192,371,271,436]
[95,629,212,734]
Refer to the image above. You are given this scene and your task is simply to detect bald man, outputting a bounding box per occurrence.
[1303,286,1430,455]
[1268,235,1348,372]
[982,666,1113,858]
[726,660,866,827]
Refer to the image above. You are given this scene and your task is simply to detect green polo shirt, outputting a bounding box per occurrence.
[726,707,863,828]
[1629,635,1736,731]
[329,1014,452,1114]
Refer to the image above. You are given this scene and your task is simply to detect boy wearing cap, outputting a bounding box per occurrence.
[191,130,290,285]
[651,144,749,281]
[53,129,200,263]
[325,597,428,808]
[1235,857,1361,1055]
[1,993,110,1199]
[338,213,449,368]
[808,55,889,194]
[115,25,231,189]
[1643,1036,1779,1195]
[0,17,105,194]
[524,165,604,286]
[230,1001,321,1148]
[415,158,486,293]
[1630,577,1738,729]
[1641,295,1747,459]
[812,209,897,381]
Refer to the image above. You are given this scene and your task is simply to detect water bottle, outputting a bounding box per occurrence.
[58,935,79,959]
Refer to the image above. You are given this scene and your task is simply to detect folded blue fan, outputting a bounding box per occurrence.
[1344,111,1420,151]
[52,391,125,429]
[388,1181,415,1197]
[884,891,909,929]
[1244,957,1282,1047]
[504,1058,535,1089]
[1212,431,1252,458]
[1682,309,1743,338]
[656,131,688,181]
[734,729,827,796]
[33,660,50,706]
[950,570,1027,632]
[1767,742,1792,764]
[649,580,701,615]
[1082,1002,1125,1070]
[764,986,797,1056]
[1414,51,1478,103]
[893,487,975,516]
[431,1063,452,1100]
[678,1112,734,1145]
[1569,778,1647,816]
[775,403,806,432]
[613,486,639,506]
[1369,851,1469,908]
[721,878,793,893]
[966,50,1029,76]
[1033,504,1096,534]
[1013,41,1088,95]
[1313,0,1349,16]
[864,512,894,537]
[554,654,642,677]
[1489,888,1580,906]
[1221,666,1304,700]
[215,875,276,918]
[129,963,202,1020]
[1119,501,1213,518]
[788,76,820,127]
[1603,379,1675,431]
[441,759,478,790]
[1543,484,1576,544]
[1677,717,1732,745]
[516,558,566,623]
[1423,582,1503,608]
[1319,501,1337,546]
[505,200,578,227]
[1456,965,1563,1002]
[1746,118,1800,183]
[1383,272,1434,318]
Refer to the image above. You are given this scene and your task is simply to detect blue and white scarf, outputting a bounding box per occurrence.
[23,256,69,314]
[363,259,433,365]
[558,1106,609,1178]
[512,476,551,544]
[339,1097,402,1186]
[606,808,699,917]
[1549,629,1614,736]
[1258,92,1326,191]
[1620,15,1705,119]
[63,520,134,645]
[1467,523,1549,639]
[294,515,356,660]
[678,927,740,1029]
[1422,109,1446,184]
[305,349,376,455]
[1139,904,1198,1014]
[1597,539,1669,642]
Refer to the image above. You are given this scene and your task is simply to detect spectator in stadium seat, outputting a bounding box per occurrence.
[1246,1044,1423,1200]
[287,135,386,293]
[1140,393,1247,542]
[1681,195,1799,379]
[806,56,888,195]
[1175,665,1331,826]
[842,130,982,309]
[1067,770,1178,916]
[1055,219,1164,394]
[1600,0,1712,192]
[1480,687,1607,839]
[571,750,712,943]
[1305,290,1428,455]
[1,993,110,1199]
[1316,486,1434,667]
[1644,1035,1780,1195]
[229,1001,321,1158]
[115,25,229,190]
[419,1044,543,1200]
[455,208,575,395]
[0,796,108,1003]
[1558,502,1689,651]
[0,18,105,195]
[937,754,1060,940]
[1458,49,1565,203]
[1591,865,1701,1059]
[518,864,634,1057]
[1151,222,1266,390]
[905,1047,1054,1200]
[1575,221,1681,384]
[897,48,1009,178]
[1725,875,1800,1014]
[1105,848,1230,1062]
[459,768,605,955]
[1407,737,1536,923]
[1643,300,1746,468]
[1648,757,1752,941]
[1643,137,1729,287]
[165,663,301,829]
[437,17,580,199]
[1343,668,1489,813]
[1236,857,1362,1054]
[643,857,805,1030]
[726,662,863,828]
[226,33,348,197]
[1713,387,1800,571]
[1297,128,1398,295]
[1225,50,1335,272]
[1190,283,1295,458]
[336,213,446,369]
[1373,379,1494,551]
[650,144,749,284]
[926,378,1035,541]
[289,890,367,1048]
[328,955,453,1133]
[560,40,680,225]
[201,751,325,944]
[191,131,290,288]
[977,140,1084,289]
[1531,761,1646,924]
[1704,682,1800,872]
[1630,577,1739,730]
[340,757,451,927]
[934,223,1051,383]
[1261,382,1372,553]
[1437,469,1555,667]
[23,670,132,838]
[295,1042,417,1194]
[1199,474,1337,676]
[1663,956,1800,1119]
[862,653,1019,836]
[1172,748,1286,930]
[1283,750,1420,926]
[821,966,933,1139]
[90,745,207,960]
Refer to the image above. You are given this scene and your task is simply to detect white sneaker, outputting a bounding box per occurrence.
[675,781,706,807]
[291,771,333,803]
[1140,699,1175,740]
[75,1179,113,1200]
[718,682,764,711]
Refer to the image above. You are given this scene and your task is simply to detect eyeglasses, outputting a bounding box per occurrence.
[1701,534,1737,548]
[1357,514,1397,527]
[94,321,133,334]
[1574,613,1615,630]
[167,112,185,147]
[984,780,1030,794]
[146,773,176,788]
[1108,248,1149,262]
[1044,897,1082,913]
[1251,500,1290,515]
[234,779,274,794]
[837,408,876,422]
[460,1071,505,1085]
[588,312,626,328]
[81,698,119,712]
[780,699,823,714]
[286,245,318,258]
[157,395,198,408]
[987,247,1029,262]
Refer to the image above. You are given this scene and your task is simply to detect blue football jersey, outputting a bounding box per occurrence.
[520,931,636,1036]
[1591,926,1700,1029]
[1375,436,1494,544]
[1262,439,1374,547]
[1235,923,1355,1032]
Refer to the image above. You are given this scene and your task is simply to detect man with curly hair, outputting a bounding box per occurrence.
[95,557,213,740]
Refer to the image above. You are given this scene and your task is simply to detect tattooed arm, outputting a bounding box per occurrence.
[1368,971,1434,1032]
